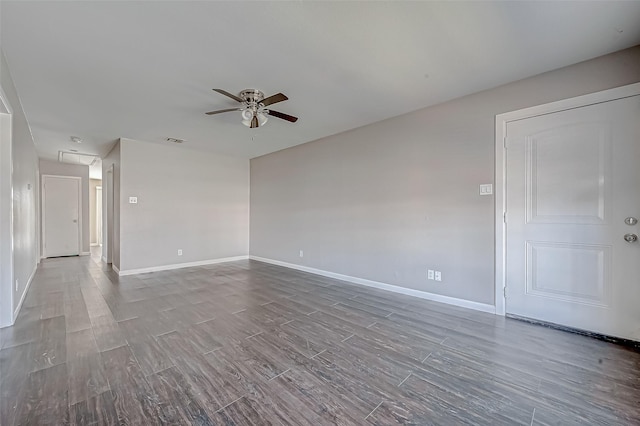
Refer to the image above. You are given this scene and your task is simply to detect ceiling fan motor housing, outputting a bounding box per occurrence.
[239,89,265,106]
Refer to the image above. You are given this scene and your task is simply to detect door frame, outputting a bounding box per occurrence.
[96,185,102,246]
[41,174,82,258]
[0,84,14,327]
[103,164,114,264]
[494,82,640,316]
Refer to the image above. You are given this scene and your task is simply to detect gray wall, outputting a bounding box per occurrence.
[102,140,120,269]
[0,49,39,327]
[119,138,249,272]
[250,46,640,306]
[39,160,91,255]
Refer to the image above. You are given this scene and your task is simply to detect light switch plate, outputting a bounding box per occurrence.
[435,271,442,281]
[129,196,138,204]
[479,184,493,195]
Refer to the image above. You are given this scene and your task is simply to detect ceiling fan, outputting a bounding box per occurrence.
[206,89,298,129]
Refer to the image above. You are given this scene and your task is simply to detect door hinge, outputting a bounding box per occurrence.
[503,211,507,223]
[503,286,507,298]
[503,137,508,149]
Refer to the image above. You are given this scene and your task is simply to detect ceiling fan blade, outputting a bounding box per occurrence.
[261,93,288,107]
[267,110,298,123]
[212,89,243,103]
[251,115,259,128]
[205,108,241,115]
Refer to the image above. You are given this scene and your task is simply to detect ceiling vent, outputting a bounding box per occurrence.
[166,137,185,144]
[58,150,99,166]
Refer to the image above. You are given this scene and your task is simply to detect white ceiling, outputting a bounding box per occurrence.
[2,1,639,160]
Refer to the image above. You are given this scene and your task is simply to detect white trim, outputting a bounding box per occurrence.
[81,251,91,256]
[0,84,13,328]
[0,85,13,114]
[117,255,250,276]
[494,82,640,316]
[12,263,36,321]
[250,256,496,314]
[112,264,120,274]
[41,175,83,258]
[90,243,100,247]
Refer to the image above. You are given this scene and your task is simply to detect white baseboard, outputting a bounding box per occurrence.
[13,263,37,322]
[112,264,120,274]
[117,255,249,276]
[91,243,100,247]
[81,251,91,256]
[249,256,496,314]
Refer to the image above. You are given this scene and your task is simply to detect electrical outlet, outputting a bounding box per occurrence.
[479,184,493,195]
[299,250,304,258]
[129,196,138,204]
[435,271,442,282]
[427,269,435,280]
[177,249,183,256]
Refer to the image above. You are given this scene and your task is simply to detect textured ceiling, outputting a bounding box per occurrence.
[2,1,639,160]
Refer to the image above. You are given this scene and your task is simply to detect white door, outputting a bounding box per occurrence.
[505,95,640,341]
[43,175,81,257]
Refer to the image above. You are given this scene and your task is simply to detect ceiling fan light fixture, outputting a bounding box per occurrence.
[241,108,254,121]
[257,111,268,126]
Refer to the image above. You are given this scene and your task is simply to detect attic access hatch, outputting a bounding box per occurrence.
[58,151,99,166]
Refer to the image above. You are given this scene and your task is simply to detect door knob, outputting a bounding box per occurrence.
[624,233,638,243]
[625,217,638,226]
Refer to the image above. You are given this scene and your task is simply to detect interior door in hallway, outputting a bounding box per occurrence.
[505,94,640,341]
[42,175,81,257]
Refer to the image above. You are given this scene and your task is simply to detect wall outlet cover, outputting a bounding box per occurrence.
[435,271,442,281]
[479,184,493,195]
[427,269,435,280]
[129,196,138,204]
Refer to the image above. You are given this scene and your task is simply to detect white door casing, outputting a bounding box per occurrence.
[103,164,114,263]
[495,83,640,341]
[0,85,14,327]
[96,186,102,246]
[42,175,81,257]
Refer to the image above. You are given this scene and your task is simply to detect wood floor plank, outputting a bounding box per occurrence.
[273,367,371,422]
[67,353,110,405]
[157,331,245,414]
[129,337,175,377]
[69,390,119,426]
[147,366,215,425]
[30,316,67,372]
[63,296,92,333]
[66,328,99,361]
[91,314,127,352]
[0,343,31,426]
[218,380,323,426]
[16,363,69,425]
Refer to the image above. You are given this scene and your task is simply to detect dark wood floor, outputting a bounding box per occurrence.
[1,254,639,425]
